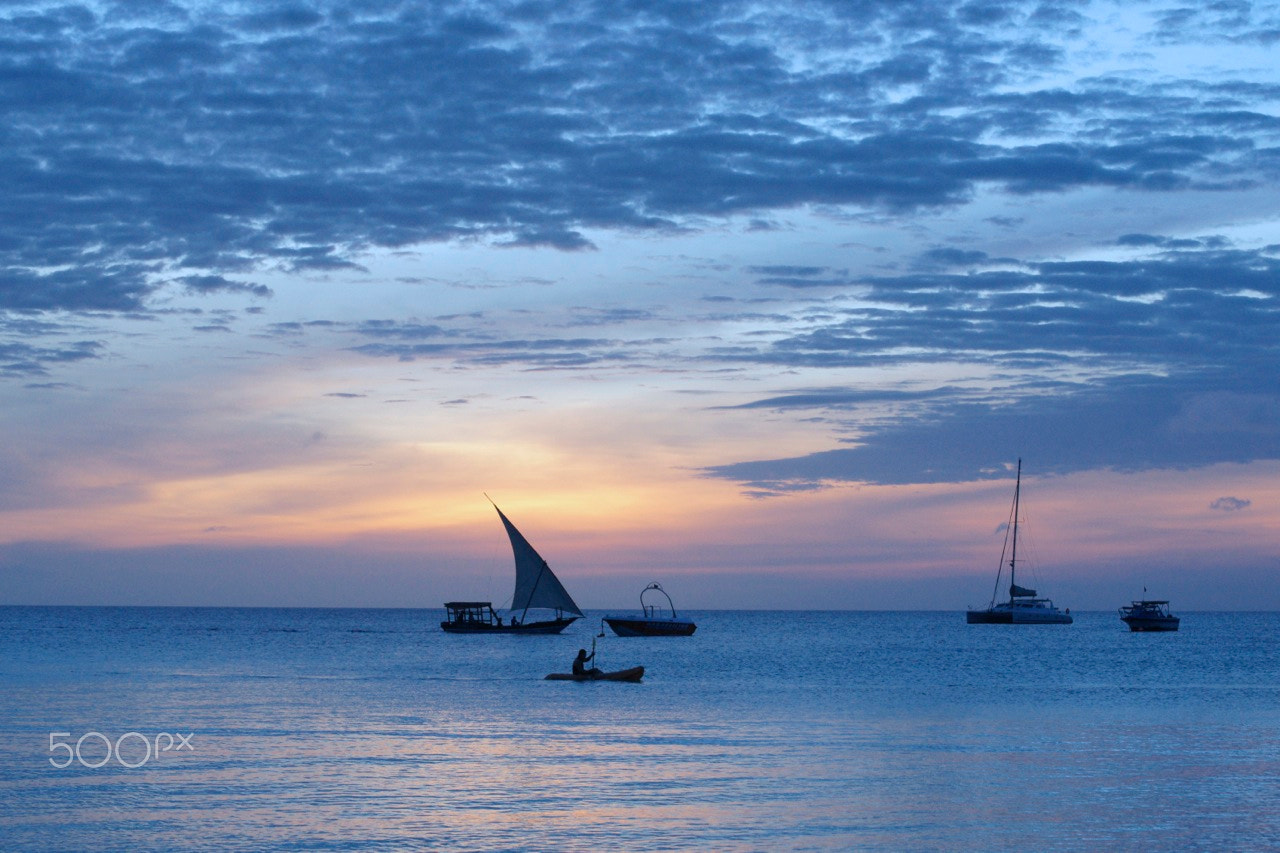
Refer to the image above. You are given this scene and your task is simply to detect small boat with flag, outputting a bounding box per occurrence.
[967,459,1072,625]
[1120,597,1180,632]
[603,582,697,636]
[441,498,583,634]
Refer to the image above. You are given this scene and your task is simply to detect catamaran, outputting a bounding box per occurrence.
[967,459,1073,625]
[441,499,584,634]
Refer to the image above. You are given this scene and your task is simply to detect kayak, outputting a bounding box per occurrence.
[545,666,644,682]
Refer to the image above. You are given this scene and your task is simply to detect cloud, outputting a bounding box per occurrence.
[350,334,632,369]
[719,386,966,411]
[703,374,1280,487]
[698,246,1280,488]
[177,275,272,298]
[735,245,1280,372]
[3,0,1278,315]
[748,266,852,288]
[0,339,103,378]
[915,248,993,269]
[1151,4,1280,44]
[331,233,1279,490]
[1116,234,1230,251]
[1210,496,1252,512]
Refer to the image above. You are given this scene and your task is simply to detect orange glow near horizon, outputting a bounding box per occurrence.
[3,380,1277,608]
[5,452,1277,564]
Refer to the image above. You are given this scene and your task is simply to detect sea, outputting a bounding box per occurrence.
[1,607,1278,852]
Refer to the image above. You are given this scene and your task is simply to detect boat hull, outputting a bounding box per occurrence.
[545,666,645,682]
[603,617,696,637]
[440,617,578,634]
[967,603,1072,624]
[1119,601,1178,632]
[967,609,1013,624]
[1122,616,1180,632]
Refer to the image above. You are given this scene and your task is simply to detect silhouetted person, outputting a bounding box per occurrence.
[572,648,601,677]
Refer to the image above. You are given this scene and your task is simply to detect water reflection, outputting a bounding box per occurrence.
[2,608,1279,850]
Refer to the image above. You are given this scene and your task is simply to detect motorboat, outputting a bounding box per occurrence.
[1120,599,1180,632]
[603,583,697,636]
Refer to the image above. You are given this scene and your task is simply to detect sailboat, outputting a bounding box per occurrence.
[966,459,1073,625]
[440,498,584,634]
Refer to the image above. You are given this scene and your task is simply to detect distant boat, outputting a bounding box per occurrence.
[967,459,1073,625]
[603,583,697,637]
[440,499,583,634]
[1120,597,1180,632]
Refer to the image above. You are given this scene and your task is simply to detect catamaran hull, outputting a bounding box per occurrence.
[603,617,696,637]
[967,607,1072,624]
[545,666,645,682]
[967,609,1012,624]
[440,617,578,634]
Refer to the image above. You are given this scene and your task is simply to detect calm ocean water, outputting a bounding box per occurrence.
[1,606,1278,851]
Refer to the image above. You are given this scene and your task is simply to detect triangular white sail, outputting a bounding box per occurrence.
[493,504,583,617]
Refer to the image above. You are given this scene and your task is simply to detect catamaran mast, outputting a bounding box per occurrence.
[1009,458,1021,598]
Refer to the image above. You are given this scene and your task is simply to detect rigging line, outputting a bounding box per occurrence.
[521,559,549,624]
[992,481,1016,605]
[1010,458,1021,595]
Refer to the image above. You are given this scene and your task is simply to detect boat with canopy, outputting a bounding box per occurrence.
[967,459,1072,625]
[1120,596,1180,631]
[441,498,583,634]
[603,583,697,636]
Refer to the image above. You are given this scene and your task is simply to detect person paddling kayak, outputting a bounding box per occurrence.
[572,648,602,678]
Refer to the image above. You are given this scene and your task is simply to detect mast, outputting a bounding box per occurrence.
[519,558,548,625]
[1009,457,1021,598]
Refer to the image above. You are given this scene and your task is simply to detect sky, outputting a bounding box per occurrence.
[1,0,1278,610]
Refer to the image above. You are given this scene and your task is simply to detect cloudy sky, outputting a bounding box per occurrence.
[2,0,1278,610]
